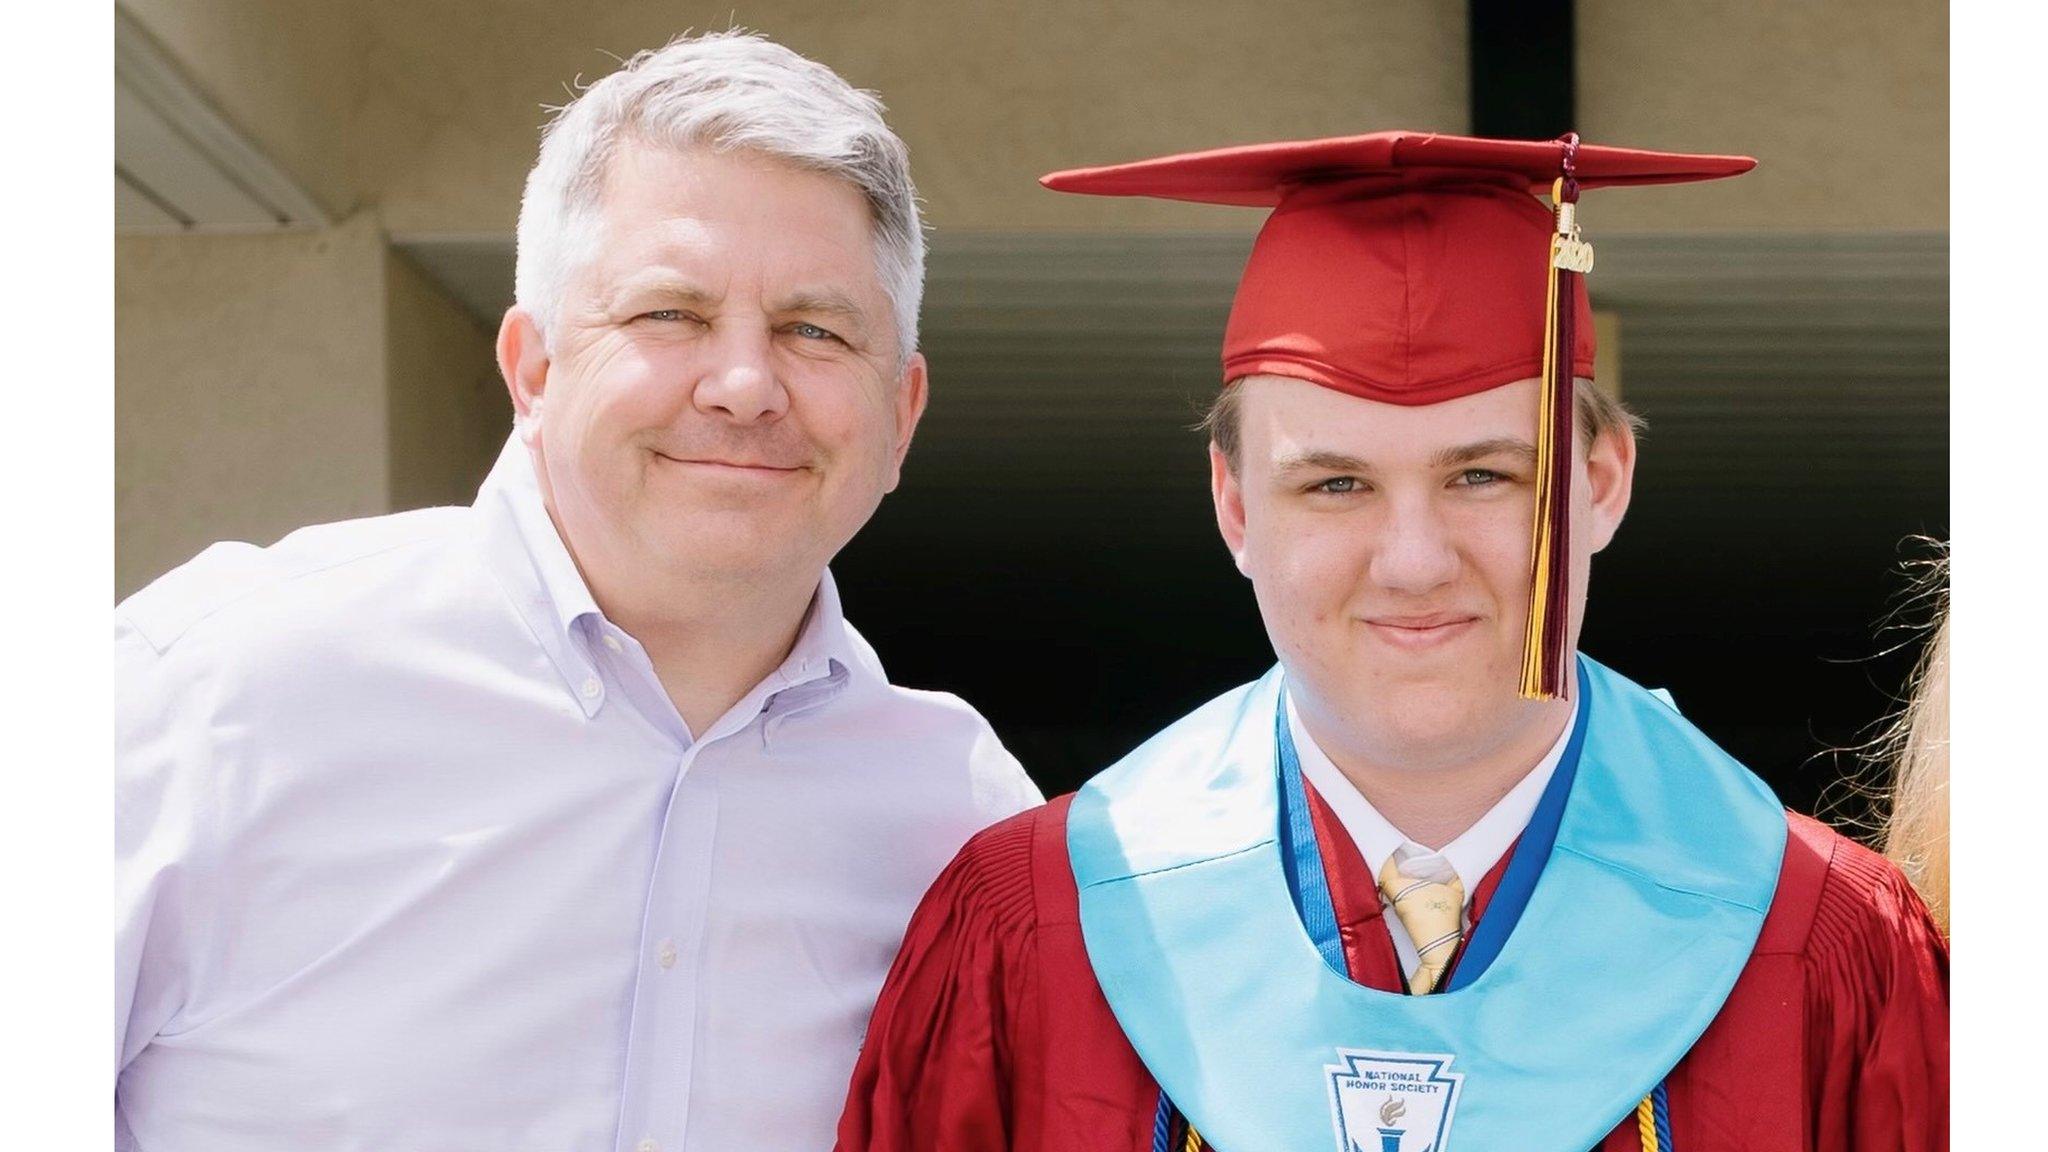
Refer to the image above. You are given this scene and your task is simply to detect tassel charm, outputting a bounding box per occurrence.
[1552,198,1596,274]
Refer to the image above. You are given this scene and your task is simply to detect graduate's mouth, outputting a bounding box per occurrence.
[1361,612,1480,650]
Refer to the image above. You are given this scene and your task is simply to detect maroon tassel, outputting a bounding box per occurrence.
[1543,270,1577,696]
[1520,142,1584,701]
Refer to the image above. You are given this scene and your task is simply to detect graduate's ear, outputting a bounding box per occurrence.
[498,306,551,449]
[1582,420,1637,554]
[1211,444,1251,576]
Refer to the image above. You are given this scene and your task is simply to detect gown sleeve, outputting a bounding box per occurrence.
[1804,835,1951,1152]
[837,809,1044,1152]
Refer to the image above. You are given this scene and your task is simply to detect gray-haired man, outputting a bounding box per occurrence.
[116,31,1039,1151]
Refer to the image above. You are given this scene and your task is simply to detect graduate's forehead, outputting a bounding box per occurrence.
[1236,373,1542,470]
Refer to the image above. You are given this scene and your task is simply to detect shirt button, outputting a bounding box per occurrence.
[657,939,679,970]
[603,634,622,653]
[580,676,602,698]
[637,1139,660,1152]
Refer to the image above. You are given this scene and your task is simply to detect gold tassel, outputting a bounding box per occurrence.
[1519,178,1569,700]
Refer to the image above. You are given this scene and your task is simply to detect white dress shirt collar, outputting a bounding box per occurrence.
[1284,688,1578,895]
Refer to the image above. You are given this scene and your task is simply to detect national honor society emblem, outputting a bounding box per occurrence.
[1325,1049,1464,1152]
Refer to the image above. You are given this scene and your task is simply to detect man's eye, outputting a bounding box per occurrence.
[639,309,691,322]
[791,322,840,342]
[1315,477,1361,494]
[1455,469,1504,487]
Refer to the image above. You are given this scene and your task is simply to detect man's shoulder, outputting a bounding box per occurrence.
[831,625,1044,817]
[864,677,1006,745]
[116,505,475,660]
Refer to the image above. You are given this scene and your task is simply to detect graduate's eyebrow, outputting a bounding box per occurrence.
[1430,437,1538,469]
[1272,440,1537,474]
[1273,449,1376,475]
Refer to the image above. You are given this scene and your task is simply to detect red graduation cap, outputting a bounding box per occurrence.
[1042,131,1755,699]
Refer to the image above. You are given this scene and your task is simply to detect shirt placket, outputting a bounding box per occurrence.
[612,725,723,1152]
[608,658,839,1152]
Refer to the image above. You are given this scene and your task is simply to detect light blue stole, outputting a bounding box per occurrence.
[1068,656,1786,1152]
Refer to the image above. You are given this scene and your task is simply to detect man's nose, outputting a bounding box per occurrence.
[691,326,788,423]
[1367,498,1461,595]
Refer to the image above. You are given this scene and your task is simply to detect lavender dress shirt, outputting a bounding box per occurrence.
[116,437,1040,1151]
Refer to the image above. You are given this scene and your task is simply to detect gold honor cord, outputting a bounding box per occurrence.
[1637,1095,1661,1150]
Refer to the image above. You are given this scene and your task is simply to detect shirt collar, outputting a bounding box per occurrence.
[1285,687,1579,898]
[473,436,606,714]
[479,436,602,630]
[472,434,877,717]
[775,565,865,692]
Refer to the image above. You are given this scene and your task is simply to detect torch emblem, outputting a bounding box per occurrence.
[1325,1049,1463,1152]
[1372,1095,1409,1152]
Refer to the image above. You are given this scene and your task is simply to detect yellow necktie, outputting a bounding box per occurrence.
[1378,857,1467,995]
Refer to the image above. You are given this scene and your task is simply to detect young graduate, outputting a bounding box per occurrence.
[835,132,1948,1152]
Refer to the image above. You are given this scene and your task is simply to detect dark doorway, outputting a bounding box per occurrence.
[832,232,1948,824]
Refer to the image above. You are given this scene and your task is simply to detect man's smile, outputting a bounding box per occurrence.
[653,450,809,479]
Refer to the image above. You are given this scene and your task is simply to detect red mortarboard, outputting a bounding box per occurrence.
[1041,131,1756,698]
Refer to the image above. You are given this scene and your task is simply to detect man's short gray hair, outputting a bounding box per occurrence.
[514,30,926,360]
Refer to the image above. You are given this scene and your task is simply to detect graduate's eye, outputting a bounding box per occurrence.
[1452,468,1506,487]
[1312,476,1365,495]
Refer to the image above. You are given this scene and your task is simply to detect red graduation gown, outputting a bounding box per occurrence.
[837,785,1948,1152]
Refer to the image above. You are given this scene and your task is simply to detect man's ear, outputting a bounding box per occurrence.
[1582,420,1637,555]
[1210,444,1251,576]
[882,352,930,494]
[497,307,551,447]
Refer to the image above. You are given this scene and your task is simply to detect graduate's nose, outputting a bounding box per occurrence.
[1367,498,1460,595]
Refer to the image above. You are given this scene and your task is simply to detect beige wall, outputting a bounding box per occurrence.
[385,251,508,512]
[355,0,1468,235]
[119,0,1944,238]
[1579,0,1947,232]
[117,216,388,598]
[120,0,363,219]
[116,216,506,599]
